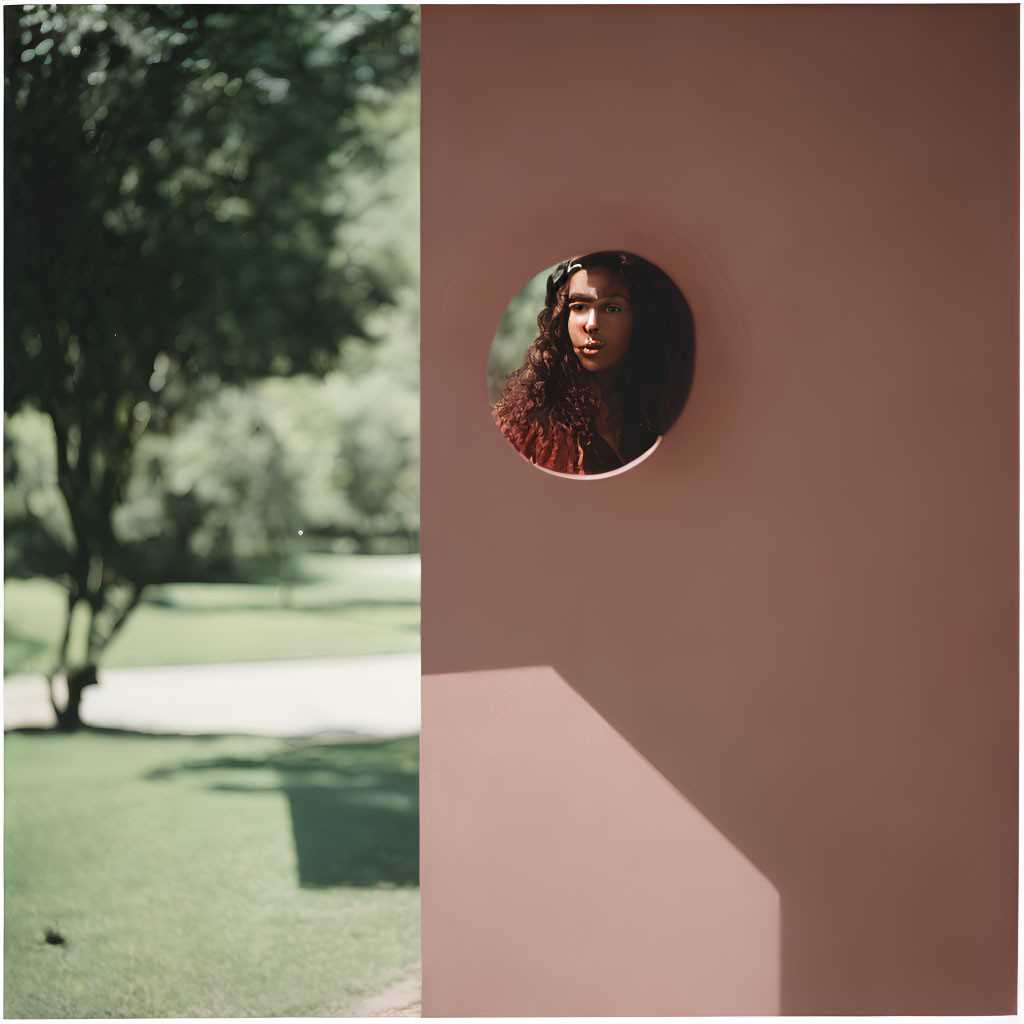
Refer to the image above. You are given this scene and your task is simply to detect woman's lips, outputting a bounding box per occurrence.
[577,341,604,355]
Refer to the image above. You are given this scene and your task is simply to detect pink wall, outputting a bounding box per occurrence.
[422,666,781,1015]
[421,5,1018,1015]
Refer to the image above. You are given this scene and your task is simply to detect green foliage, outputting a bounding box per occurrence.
[3,4,419,694]
[4,408,74,578]
[5,731,420,1017]
[6,4,418,394]
[120,386,301,574]
[6,358,419,584]
[486,262,557,403]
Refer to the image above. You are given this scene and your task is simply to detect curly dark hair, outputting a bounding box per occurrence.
[493,251,695,474]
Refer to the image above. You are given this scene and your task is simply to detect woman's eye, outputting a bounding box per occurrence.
[569,304,586,312]
[605,304,622,313]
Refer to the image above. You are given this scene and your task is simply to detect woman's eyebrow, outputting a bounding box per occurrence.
[567,292,630,303]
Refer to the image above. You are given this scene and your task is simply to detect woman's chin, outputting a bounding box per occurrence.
[579,355,625,376]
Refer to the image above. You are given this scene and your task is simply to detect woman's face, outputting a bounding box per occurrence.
[565,266,634,373]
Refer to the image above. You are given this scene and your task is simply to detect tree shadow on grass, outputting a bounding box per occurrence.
[146,736,419,887]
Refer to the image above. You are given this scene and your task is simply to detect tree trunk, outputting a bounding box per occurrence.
[54,665,98,732]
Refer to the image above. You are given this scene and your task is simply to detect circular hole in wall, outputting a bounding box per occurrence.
[487,250,695,477]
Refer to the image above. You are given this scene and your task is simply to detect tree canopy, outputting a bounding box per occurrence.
[4,4,419,725]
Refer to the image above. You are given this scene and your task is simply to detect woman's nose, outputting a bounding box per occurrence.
[585,309,599,333]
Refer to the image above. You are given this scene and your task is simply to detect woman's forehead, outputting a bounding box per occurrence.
[567,265,631,300]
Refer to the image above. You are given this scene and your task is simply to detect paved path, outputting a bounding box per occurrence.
[4,653,420,737]
[336,963,422,1017]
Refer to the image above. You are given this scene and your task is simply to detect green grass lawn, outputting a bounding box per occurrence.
[5,729,420,1018]
[4,553,420,675]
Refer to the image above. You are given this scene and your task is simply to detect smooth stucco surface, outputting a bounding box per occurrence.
[422,666,780,1016]
[421,5,1017,1014]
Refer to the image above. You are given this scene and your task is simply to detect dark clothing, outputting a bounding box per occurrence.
[495,395,658,476]
[581,418,657,474]
[578,389,658,474]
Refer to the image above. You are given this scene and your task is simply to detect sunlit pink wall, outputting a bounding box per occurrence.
[421,5,1018,1015]
[422,666,781,1016]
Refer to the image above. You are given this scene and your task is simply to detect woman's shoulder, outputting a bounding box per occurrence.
[492,406,582,474]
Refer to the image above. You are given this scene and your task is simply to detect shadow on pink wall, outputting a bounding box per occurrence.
[423,476,1017,1013]
[421,4,1018,1014]
[422,665,780,1016]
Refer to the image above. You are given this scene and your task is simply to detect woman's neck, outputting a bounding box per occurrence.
[589,363,626,455]
[590,362,626,406]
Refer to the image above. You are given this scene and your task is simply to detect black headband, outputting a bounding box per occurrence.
[545,258,584,306]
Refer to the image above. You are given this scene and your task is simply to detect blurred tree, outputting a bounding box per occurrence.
[4,3,418,728]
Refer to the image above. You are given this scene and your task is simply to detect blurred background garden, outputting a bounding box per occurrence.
[5,4,421,1016]
[485,261,556,405]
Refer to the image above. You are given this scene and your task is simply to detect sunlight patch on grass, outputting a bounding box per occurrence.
[4,554,420,675]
